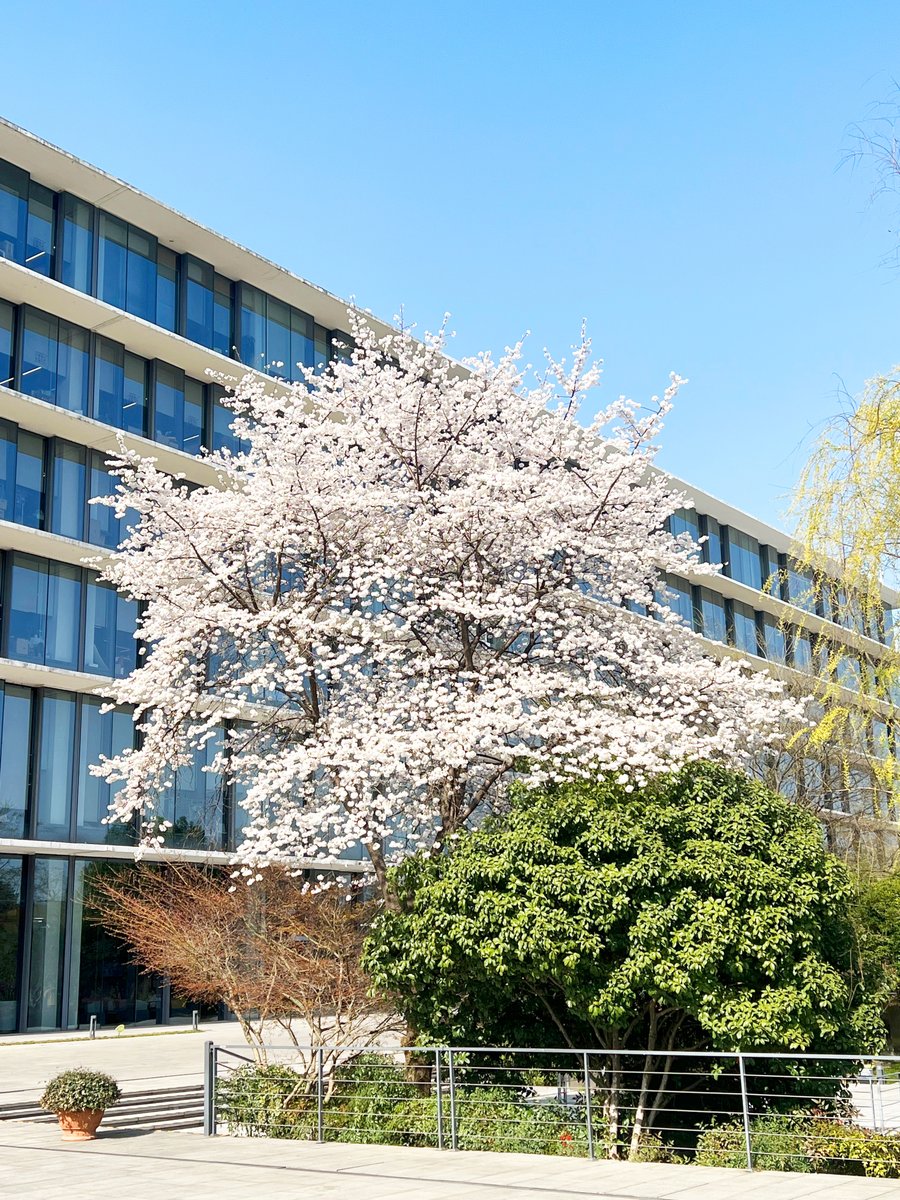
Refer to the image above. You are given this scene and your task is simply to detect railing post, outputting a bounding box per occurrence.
[448,1048,458,1150]
[435,1049,444,1150]
[737,1053,753,1171]
[203,1040,216,1137]
[317,1048,325,1142]
[583,1051,594,1160]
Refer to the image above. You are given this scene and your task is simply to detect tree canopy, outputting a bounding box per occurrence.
[364,762,880,1056]
[92,319,800,891]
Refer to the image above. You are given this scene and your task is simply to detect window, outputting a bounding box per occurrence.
[835,654,862,693]
[0,160,27,264]
[49,441,85,541]
[313,324,329,372]
[266,297,291,379]
[699,515,722,566]
[183,379,204,454]
[0,686,31,839]
[158,729,226,849]
[88,452,137,550]
[724,527,761,590]
[290,308,314,379]
[83,575,138,678]
[97,213,127,310]
[93,337,147,435]
[7,553,82,670]
[35,691,76,840]
[785,561,816,614]
[728,599,759,656]
[0,420,14,522]
[125,226,158,323]
[238,284,266,371]
[0,857,23,1031]
[759,546,781,596]
[14,431,44,529]
[152,362,186,450]
[58,194,94,294]
[759,614,786,663]
[18,308,89,414]
[0,300,13,387]
[25,183,53,276]
[26,857,68,1030]
[789,627,815,672]
[666,508,700,543]
[213,274,232,356]
[695,587,726,643]
[76,698,135,844]
[184,256,214,346]
[156,247,178,332]
[655,573,693,626]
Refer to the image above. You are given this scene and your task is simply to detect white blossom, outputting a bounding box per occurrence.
[91,318,804,888]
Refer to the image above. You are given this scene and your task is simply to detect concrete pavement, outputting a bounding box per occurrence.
[2,1123,900,1200]
[0,1027,210,1106]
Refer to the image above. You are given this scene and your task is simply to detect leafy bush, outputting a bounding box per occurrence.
[40,1069,121,1114]
[809,1120,900,1178]
[218,1056,595,1155]
[216,1063,315,1139]
[696,1113,900,1178]
[695,1113,812,1172]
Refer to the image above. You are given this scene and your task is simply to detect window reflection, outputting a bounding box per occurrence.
[36,692,76,840]
[0,857,22,1031]
[696,587,726,643]
[76,699,135,844]
[0,688,31,839]
[27,858,68,1030]
[729,599,759,656]
[724,528,761,590]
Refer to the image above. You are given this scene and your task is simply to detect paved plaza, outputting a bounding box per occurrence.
[3,1122,900,1200]
[3,1032,900,1198]
[0,1026,209,1107]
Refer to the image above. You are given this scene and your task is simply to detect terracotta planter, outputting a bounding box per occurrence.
[56,1109,104,1141]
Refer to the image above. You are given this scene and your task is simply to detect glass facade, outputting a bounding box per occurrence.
[5,552,139,675]
[0,298,245,456]
[0,418,138,549]
[0,156,349,384]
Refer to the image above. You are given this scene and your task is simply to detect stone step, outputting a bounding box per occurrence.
[0,1083,204,1129]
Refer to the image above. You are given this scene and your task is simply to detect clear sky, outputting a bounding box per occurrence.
[3,0,900,529]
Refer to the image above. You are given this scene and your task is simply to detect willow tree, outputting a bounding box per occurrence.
[789,370,900,847]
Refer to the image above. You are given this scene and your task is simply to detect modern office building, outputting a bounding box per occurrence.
[0,119,895,1034]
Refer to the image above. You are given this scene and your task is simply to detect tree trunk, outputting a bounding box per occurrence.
[629,1003,657,1160]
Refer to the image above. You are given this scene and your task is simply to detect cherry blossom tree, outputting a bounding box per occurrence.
[93,318,803,899]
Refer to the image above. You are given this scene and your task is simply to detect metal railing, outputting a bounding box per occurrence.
[203,1042,900,1176]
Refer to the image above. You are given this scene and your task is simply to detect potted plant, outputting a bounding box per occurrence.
[39,1068,121,1141]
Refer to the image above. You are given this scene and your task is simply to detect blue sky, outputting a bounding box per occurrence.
[3,1,900,528]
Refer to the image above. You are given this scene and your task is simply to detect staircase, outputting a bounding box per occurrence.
[0,1084,204,1132]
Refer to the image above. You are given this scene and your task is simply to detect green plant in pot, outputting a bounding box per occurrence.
[40,1068,121,1141]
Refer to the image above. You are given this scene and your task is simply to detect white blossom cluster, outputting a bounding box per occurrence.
[92,318,804,886]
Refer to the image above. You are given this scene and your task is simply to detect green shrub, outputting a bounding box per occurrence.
[695,1113,900,1178]
[40,1069,121,1114]
[216,1063,316,1139]
[695,1113,812,1172]
[808,1120,900,1178]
